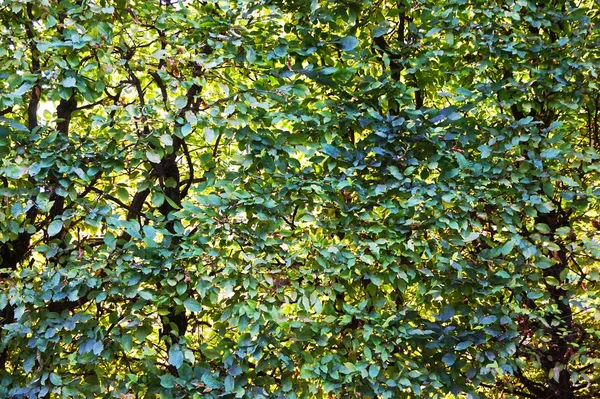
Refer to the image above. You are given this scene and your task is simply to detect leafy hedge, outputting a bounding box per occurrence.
[1,1,599,398]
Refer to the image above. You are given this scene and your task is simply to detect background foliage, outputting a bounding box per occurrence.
[1,0,600,398]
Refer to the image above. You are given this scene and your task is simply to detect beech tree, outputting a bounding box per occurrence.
[1,0,599,398]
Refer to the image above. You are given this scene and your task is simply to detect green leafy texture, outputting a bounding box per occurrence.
[0,0,599,399]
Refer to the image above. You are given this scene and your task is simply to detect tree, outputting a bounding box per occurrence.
[0,0,599,398]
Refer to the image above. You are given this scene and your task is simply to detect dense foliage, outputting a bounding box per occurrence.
[1,0,600,398]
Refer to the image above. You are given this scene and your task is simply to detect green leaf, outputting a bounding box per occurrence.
[442,353,457,366]
[183,298,202,313]
[122,334,133,352]
[560,176,578,187]
[224,375,234,392]
[134,325,152,342]
[160,374,176,389]
[11,202,22,217]
[337,36,360,51]
[448,112,462,121]
[369,364,379,378]
[245,46,256,63]
[536,257,555,269]
[66,54,79,67]
[146,150,161,164]
[0,117,28,132]
[176,282,187,296]
[180,123,192,137]
[455,341,473,351]
[61,77,77,88]
[151,191,165,207]
[426,27,442,37]
[14,82,34,96]
[496,270,511,279]
[541,148,560,158]
[535,223,551,234]
[480,315,497,325]
[143,224,156,240]
[23,355,35,373]
[49,373,62,386]
[274,44,287,57]
[174,96,188,109]
[117,187,129,202]
[527,291,544,300]
[463,231,480,242]
[202,374,221,389]
[478,145,491,158]
[342,362,358,374]
[160,134,173,146]
[545,276,560,286]
[373,22,390,38]
[408,370,421,378]
[47,220,63,237]
[204,127,216,143]
[438,305,454,322]
[168,345,184,368]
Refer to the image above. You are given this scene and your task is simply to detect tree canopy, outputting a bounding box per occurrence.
[1,0,600,398]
